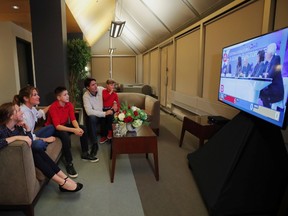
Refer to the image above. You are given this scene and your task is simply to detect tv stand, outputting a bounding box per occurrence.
[187,112,288,215]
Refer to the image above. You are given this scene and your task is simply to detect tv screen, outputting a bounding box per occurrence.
[218,27,288,128]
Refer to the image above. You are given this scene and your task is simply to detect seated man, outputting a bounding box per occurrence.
[46,86,98,178]
[82,78,114,146]
[259,43,284,108]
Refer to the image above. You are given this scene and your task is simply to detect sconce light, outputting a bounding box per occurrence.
[110,21,126,38]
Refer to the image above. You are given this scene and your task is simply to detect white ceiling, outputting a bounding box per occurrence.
[90,0,234,55]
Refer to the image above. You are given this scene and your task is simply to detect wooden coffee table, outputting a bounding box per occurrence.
[110,125,159,183]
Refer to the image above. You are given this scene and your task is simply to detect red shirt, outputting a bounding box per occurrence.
[102,89,119,110]
[45,101,76,127]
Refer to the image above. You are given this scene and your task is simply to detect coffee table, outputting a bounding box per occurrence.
[111,125,159,183]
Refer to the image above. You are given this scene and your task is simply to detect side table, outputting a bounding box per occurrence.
[179,115,225,148]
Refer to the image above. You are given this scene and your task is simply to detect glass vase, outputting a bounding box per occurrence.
[126,123,136,132]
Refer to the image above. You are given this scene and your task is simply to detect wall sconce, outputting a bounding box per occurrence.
[110,21,126,38]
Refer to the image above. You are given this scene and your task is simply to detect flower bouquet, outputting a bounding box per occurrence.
[114,102,149,130]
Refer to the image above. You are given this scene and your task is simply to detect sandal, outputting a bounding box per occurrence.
[59,178,83,192]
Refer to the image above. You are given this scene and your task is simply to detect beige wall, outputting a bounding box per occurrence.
[202,0,264,101]
[141,0,288,119]
[175,29,200,96]
[274,0,288,30]
[0,22,33,104]
[2,0,288,119]
[91,56,136,84]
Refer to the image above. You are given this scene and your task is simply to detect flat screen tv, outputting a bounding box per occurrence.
[218,27,288,128]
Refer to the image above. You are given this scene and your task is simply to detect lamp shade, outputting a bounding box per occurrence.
[110,21,126,38]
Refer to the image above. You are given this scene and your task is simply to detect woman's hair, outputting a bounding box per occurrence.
[237,56,242,66]
[0,102,15,125]
[13,86,38,106]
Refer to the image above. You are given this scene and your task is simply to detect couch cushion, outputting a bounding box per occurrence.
[118,93,146,109]
[0,141,40,204]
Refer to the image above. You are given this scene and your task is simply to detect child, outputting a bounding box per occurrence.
[101,79,119,143]
[0,102,82,192]
[45,86,98,178]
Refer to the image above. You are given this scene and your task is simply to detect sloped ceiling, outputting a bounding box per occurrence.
[91,0,235,55]
[0,0,234,55]
[92,0,232,54]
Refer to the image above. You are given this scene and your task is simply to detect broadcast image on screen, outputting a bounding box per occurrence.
[218,27,288,128]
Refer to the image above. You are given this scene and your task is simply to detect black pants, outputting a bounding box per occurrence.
[86,115,101,152]
[102,108,114,136]
[54,124,89,164]
[32,148,60,179]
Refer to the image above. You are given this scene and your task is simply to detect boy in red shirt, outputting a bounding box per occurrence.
[46,86,98,178]
[100,79,119,143]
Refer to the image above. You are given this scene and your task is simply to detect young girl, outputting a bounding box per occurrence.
[0,102,83,192]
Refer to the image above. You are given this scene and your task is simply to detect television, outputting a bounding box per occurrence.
[218,27,288,128]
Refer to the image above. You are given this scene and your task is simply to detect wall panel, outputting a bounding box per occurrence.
[175,29,200,96]
[143,53,149,84]
[91,56,136,84]
[91,57,109,83]
[203,0,264,101]
[112,56,136,84]
[150,49,159,95]
[274,0,288,30]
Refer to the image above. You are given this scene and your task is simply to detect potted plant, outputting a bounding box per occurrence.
[67,38,91,107]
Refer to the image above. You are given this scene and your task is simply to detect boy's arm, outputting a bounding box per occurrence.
[115,93,120,112]
[111,93,119,112]
[55,124,77,133]
[71,119,80,129]
[54,122,83,136]
[71,120,84,136]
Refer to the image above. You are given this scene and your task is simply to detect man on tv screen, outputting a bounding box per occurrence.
[259,43,284,109]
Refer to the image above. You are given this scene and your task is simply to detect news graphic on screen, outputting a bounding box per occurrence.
[218,27,288,128]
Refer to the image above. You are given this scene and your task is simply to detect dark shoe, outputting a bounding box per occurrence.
[66,163,78,178]
[59,181,83,192]
[90,144,98,157]
[81,152,99,163]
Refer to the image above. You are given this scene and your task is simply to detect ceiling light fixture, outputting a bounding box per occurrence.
[12,5,20,10]
[108,48,116,55]
[109,21,126,38]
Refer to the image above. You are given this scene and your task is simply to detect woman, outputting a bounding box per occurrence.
[235,56,243,77]
[0,102,83,192]
[13,86,55,151]
[251,50,266,77]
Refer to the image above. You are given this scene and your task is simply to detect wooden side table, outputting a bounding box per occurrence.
[179,116,224,148]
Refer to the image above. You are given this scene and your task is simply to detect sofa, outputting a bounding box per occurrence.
[0,138,62,216]
[118,92,160,135]
[122,84,152,95]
